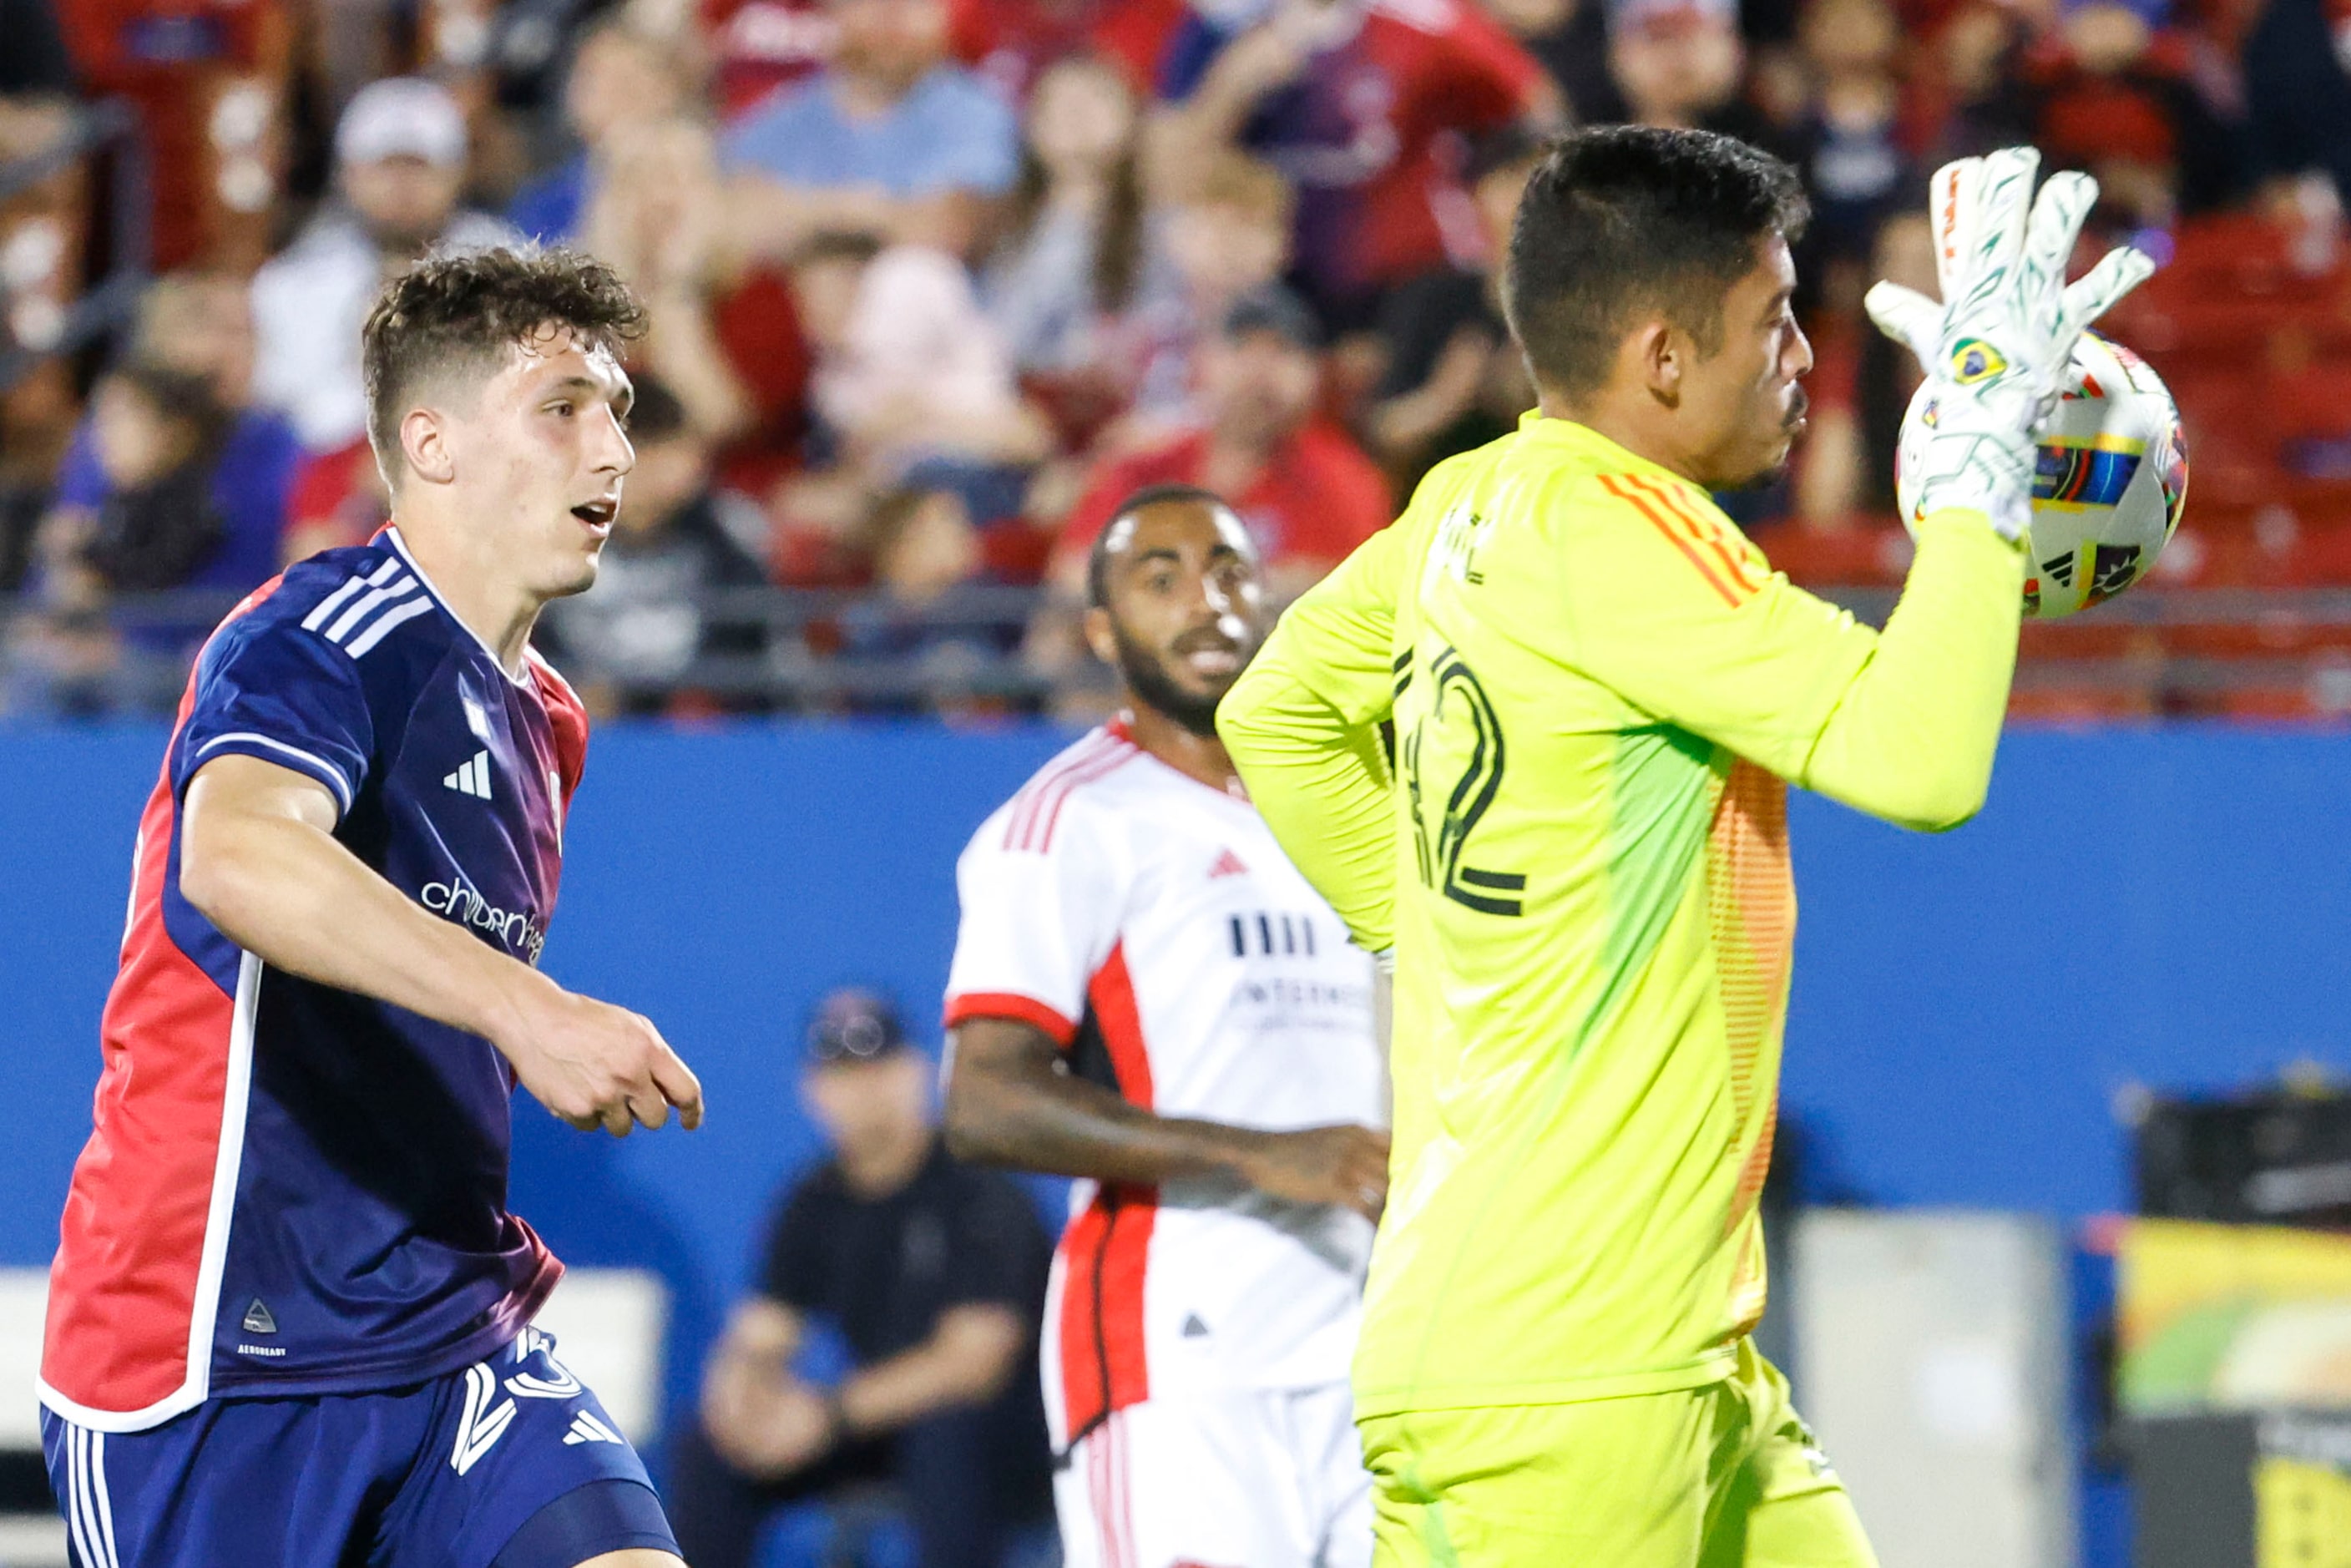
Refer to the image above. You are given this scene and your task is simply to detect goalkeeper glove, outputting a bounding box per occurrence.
[1864,148,2156,540]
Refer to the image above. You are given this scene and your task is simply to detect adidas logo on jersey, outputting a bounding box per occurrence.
[564,1412,623,1446]
[241,1298,276,1334]
[1209,849,1249,879]
[443,751,493,800]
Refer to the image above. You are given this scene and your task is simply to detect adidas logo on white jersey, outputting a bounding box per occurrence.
[443,751,493,800]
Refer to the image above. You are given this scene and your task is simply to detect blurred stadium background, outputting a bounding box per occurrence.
[8,0,2351,1563]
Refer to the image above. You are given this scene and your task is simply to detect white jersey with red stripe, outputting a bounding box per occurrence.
[944,721,1383,1452]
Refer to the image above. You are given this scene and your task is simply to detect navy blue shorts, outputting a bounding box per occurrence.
[41,1327,679,1568]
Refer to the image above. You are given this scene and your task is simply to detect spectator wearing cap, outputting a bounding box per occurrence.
[248,77,515,454]
[1054,284,1392,602]
[724,0,1021,265]
[672,988,1054,1568]
[1154,0,1559,334]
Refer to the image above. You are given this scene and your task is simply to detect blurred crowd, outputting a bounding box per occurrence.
[0,0,2347,717]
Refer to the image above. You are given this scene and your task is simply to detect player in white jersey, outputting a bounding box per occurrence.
[943,485,1389,1568]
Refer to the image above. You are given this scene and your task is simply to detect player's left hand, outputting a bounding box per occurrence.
[1862,147,2156,538]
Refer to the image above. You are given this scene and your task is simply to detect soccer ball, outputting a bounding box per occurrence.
[1895,331,2188,618]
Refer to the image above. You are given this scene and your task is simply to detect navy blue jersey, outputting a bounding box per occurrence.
[42,527,591,1430]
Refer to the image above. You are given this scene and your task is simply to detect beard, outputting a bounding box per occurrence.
[1110,621,1231,738]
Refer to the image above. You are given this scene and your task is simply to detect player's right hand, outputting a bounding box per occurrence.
[1235,1123,1393,1221]
[496,980,705,1136]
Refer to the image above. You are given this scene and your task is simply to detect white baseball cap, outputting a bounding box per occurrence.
[336,77,468,169]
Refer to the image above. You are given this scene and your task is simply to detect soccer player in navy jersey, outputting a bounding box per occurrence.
[37,246,704,1568]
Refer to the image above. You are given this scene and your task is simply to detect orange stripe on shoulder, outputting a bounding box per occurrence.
[1628,475,1766,592]
[1597,473,1747,608]
[1622,474,1768,595]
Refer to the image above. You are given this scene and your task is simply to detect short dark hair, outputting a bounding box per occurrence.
[1504,126,1808,399]
[1086,483,1234,609]
[361,244,646,477]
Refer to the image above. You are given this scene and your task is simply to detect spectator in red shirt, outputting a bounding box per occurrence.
[700,0,832,121]
[1053,285,1392,599]
[1155,0,1559,331]
[947,0,1188,102]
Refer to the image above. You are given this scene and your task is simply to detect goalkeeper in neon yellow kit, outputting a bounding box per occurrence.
[1216,130,2153,1565]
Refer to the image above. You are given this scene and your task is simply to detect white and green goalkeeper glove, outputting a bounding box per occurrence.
[1864,147,2156,540]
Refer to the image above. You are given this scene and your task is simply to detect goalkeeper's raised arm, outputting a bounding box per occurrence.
[1221,138,2156,953]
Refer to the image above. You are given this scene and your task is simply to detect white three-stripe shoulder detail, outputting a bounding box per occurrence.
[301,558,403,633]
[325,575,418,643]
[344,596,435,657]
[296,557,441,659]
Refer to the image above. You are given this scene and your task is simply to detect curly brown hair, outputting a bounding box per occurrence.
[361,244,647,478]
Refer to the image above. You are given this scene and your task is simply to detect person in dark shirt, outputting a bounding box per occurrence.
[45,271,302,601]
[0,0,74,94]
[13,359,241,714]
[670,989,1054,1568]
[1367,128,1543,497]
[533,377,772,716]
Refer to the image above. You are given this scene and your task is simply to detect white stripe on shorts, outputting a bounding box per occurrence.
[88,1428,120,1568]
